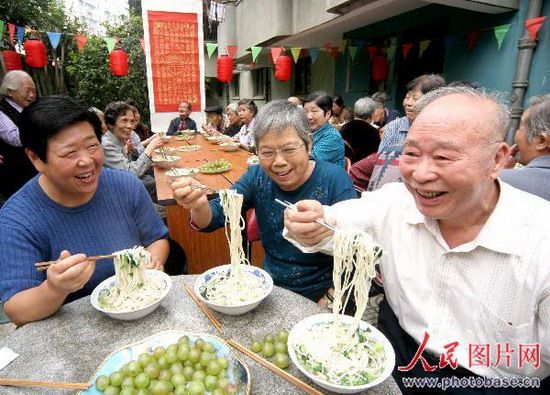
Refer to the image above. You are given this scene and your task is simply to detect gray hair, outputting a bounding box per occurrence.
[253,99,310,149]
[414,86,510,141]
[226,102,238,114]
[354,97,377,120]
[371,91,388,105]
[0,70,33,97]
[524,95,550,142]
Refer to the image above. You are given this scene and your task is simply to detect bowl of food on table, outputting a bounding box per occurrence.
[199,159,232,174]
[176,144,201,153]
[287,313,395,393]
[90,247,172,321]
[154,147,177,155]
[157,131,172,143]
[151,155,180,169]
[180,128,196,135]
[175,134,193,141]
[246,155,259,167]
[206,135,224,144]
[219,141,240,152]
[82,330,251,395]
[165,167,199,180]
[194,264,273,315]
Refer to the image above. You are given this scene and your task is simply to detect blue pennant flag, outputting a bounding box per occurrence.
[309,47,319,63]
[47,32,62,50]
[16,26,25,44]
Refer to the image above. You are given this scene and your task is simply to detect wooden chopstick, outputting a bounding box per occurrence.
[226,339,325,395]
[189,184,219,194]
[274,198,337,232]
[0,378,91,390]
[183,284,223,335]
[35,254,116,271]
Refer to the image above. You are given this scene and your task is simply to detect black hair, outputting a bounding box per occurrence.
[104,101,135,127]
[303,90,333,115]
[333,95,345,108]
[20,96,102,162]
[406,74,446,94]
[237,98,258,116]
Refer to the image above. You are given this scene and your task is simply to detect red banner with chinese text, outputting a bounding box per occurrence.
[148,11,202,112]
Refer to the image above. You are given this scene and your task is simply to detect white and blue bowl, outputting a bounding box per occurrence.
[194,264,273,315]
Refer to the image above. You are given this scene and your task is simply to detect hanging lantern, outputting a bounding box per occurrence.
[274,55,292,82]
[2,50,23,71]
[217,55,233,83]
[109,48,129,76]
[24,40,47,68]
[372,54,389,82]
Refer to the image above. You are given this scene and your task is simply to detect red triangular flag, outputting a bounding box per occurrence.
[328,47,340,61]
[8,23,16,44]
[271,47,283,63]
[525,16,547,42]
[139,38,145,52]
[226,45,238,59]
[74,35,88,51]
[402,43,413,59]
[367,45,379,61]
[466,31,480,52]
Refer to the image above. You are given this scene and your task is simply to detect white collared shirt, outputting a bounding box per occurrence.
[285,181,550,379]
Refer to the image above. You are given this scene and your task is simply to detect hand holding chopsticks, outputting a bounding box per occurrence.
[35,254,116,271]
[275,198,337,232]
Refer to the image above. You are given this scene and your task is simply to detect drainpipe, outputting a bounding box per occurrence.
[505,0,544,144]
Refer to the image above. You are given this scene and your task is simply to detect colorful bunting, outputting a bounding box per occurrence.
[47,32,62,50]
[466,30,480,52]
[206,42,218,58]
[402,43,413,59]
[0,21,4,39]
[103,37,116,53]
[525,16,547,42]
[226,45,238,59]
[250,46,262,62]
[493,24,510,49]
[419,40,431,58]
[7,23,15,43]
[367,45,378,60]
[348,46,358,61]
[75,35,88,51]
[16,26,24,45]
[309,47,319,63]
[338,39,347,53]
[290,47,301,63]
[271,47,283,63]
[386,45,396,62]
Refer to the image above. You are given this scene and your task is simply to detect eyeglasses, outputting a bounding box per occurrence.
[258,143,305,160]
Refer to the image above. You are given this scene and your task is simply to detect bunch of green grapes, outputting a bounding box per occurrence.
[250,330,289,369]
[94,336,237,395]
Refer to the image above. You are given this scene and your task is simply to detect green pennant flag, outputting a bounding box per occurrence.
[104,37,116,53]
[493,24,510,49]
[290,47,301,63]
[386,45,396,62]
[338,39,347,53]
[348,46,358,61]
[0,21,4,41]
[206,42,218,58]
[419,40,431,58]
[250,46,262,62]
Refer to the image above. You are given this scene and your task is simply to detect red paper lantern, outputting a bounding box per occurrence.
[109,49,129,76]
[2,50,23,71]
[217,55,233,83]
[372,54,389,81]
[24,40,47,68]
[274,55,292,82]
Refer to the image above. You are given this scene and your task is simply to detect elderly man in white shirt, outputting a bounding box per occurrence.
[284,86,550,393]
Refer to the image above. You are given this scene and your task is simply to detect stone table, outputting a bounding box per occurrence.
[0,276,401,394]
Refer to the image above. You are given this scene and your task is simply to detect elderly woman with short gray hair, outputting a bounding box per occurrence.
[171,99,357,304]
[339,97,381,163]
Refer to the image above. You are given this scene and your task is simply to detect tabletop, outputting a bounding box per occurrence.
[0,276,401,395]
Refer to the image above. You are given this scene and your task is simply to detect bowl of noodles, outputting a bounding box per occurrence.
[194,264,273,315]
[90,248,172,321]
[288,313,395,393]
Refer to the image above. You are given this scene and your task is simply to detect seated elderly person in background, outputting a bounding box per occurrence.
[287,96,303,107]
[501,94,550,201]
[339,97,381,164]
[202,105,224,134]
[329,95,353,129]
[0,96,169,326]
[172,100,356,303]
[303,91,346,168]
[167,101,197,135]
[102,101,162,202]
[232,99,257,152]
[223,102,242,137]
[371,91,401,130]
[284,86,550,392]
[0,70,38,199]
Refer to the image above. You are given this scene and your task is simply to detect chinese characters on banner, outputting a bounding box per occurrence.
[148,11,202,112]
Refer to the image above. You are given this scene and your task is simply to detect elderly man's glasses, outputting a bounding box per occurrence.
[258,143,305,160]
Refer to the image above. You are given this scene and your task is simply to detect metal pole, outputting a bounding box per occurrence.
[505,0,544,144]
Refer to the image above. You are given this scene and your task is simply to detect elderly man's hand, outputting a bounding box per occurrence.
[45,250,96,295]
[284,200,333,246]
[171,177,209,210]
